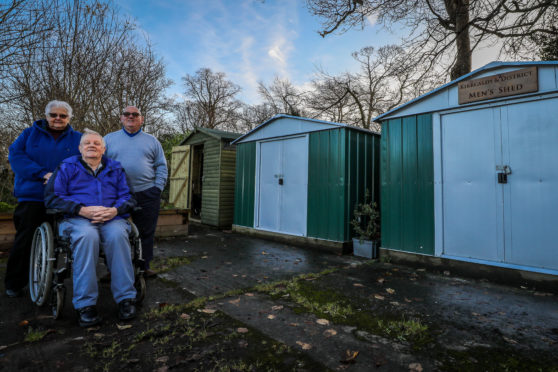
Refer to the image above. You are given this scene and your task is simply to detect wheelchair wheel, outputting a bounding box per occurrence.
[135,273,146,304]
[51,286,66,319]
[29,222,55,306]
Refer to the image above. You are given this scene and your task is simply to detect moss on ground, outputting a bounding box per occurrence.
[81,301,330,372]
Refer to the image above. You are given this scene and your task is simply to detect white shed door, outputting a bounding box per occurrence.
[441,98,558,271]
[504,99,558,270]
[442,108,504,261]
[257,136,308,236]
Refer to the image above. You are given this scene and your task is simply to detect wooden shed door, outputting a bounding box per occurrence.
[441,98,558,271]
[169,145,191,209]
[256,136,308,236]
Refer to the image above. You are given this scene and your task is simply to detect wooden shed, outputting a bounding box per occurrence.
[232,115,380,253]
[170,127,240,228]
[375,61,558,276]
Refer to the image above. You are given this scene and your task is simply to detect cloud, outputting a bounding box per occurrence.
[268,37,288,67]
[366,14,378,27]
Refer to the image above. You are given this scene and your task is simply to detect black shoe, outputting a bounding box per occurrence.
[5,288,23,298]
[77,306,102,327]
[118,299,137,321]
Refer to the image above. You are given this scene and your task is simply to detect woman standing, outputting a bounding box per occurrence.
[5,100,82,298]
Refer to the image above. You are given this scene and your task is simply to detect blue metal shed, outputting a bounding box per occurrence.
[375,61,558,275]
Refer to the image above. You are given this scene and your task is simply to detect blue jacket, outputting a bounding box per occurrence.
[44,155,136,220]
[8,119,82,202]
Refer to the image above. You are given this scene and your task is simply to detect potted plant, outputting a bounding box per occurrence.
[350,191,380,259]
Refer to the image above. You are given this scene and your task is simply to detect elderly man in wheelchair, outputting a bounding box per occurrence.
[42,128,142,327]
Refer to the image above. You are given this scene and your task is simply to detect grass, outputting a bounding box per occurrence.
[24,327,51,343]
[150,255,194,274]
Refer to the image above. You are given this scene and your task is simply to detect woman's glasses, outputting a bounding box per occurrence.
[49,113,68,119]
[122,112,141,117]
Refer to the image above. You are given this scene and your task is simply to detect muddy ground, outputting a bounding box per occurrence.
[1,224,558,371]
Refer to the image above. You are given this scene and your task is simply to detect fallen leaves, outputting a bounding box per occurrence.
[377,277,385,284]
[340,350,359,364]
[267,314,276,320]
[271,305,283,311]
[296,341,312,350]
[374,294,385,300]
[353,283,364,287]
[237,327,249,333]
[116,324,132,331]
[323,329,337,337]
[156,356,169,363]
[198,308,216,314]
[316,319,330,326]
[228,298,241,305]
[244,292,254,297]
[18,320,29,326]
[386,288,395,294]
[180,313,191,320]
[409,362,423,371]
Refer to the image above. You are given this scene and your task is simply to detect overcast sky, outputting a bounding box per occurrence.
[117,0,499,104]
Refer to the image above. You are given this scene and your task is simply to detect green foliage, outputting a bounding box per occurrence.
[0,201,16,213]
[24,327,50,343]
[351,190,380,242]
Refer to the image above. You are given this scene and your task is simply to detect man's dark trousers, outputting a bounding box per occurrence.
[132,186,161,270]
[5,202,47,291]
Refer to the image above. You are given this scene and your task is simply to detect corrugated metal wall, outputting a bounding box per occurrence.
[307,128,380,242]
[380,114,434,254]
[233,142,256,227]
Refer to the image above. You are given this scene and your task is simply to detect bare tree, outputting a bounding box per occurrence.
[177,68,242,131]
[306,0,558,80]
[308,45,440,131]
[2,0,173,135]
[236,102,276,133]
[0,0,50,83]
[257,77,307,117]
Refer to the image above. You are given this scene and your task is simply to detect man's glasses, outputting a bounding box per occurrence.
[49,113,68,119]
[122,112,141,117]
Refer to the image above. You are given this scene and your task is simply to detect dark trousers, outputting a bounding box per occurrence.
[5,202,47,291]
[132,187,161,270]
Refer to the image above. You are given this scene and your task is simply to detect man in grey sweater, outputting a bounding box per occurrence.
[104,106,168,277]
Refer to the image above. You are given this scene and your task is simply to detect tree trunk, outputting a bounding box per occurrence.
[447,0,472,80]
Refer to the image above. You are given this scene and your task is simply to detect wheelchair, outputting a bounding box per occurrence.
[28,210,146,319]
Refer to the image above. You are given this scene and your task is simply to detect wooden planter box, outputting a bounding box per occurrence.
[155,209,189,237]
[0,209,189,253]
[0,212,16,253]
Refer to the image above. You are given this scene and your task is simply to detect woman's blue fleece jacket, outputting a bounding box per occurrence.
[44,155,136,220]
[8,119,82,202]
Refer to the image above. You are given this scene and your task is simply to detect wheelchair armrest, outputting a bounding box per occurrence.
[46,208,66,216]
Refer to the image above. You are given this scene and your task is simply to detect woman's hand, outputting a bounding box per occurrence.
[43,172,53,184]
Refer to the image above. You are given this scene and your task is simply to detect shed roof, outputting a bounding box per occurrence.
[232,114,378,144]
[374,61,558,122]
[179,127,241,145]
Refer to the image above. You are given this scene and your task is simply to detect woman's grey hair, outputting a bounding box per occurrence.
[80,128,106,147]
[45,100,73,119]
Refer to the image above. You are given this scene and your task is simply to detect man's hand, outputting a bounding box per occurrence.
[79,206,118,223]
[43,172,53,184]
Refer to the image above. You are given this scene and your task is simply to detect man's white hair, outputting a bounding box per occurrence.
[80,128,106,147]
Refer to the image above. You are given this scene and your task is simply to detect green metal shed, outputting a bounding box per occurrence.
[232,115,380,253]
[178,127,241,228]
